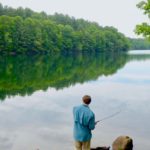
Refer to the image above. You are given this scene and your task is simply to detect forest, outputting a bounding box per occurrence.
[129,38,150,50]
[0,3,130,53]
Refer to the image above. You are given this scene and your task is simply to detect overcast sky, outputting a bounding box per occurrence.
[0,0,148,38]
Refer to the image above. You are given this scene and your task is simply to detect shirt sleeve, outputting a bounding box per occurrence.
[88,114,95,130]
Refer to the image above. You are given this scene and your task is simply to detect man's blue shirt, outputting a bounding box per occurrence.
[73,104,95,142]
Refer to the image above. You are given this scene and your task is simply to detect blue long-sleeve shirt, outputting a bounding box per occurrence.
[73,104,95,142]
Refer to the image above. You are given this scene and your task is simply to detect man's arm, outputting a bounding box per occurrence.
[88,115,95,130]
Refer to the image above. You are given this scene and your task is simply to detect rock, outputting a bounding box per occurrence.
[112,136,133,150]
[91,146,110,150]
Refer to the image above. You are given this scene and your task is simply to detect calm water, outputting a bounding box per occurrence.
[0,50,150,150]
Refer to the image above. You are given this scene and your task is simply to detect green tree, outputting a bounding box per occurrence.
[135,0,150,39]
[0,16,13,52]
[0,2,130,53]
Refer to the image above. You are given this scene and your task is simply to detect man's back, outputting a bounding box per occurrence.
[73,104,95,142]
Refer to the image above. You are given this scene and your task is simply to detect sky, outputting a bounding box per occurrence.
[0,0,149,38]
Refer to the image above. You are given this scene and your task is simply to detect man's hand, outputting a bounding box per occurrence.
[95,120,100,125]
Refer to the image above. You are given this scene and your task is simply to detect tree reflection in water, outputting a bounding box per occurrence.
[0,52,129,100]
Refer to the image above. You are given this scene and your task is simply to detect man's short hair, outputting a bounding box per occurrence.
[82,95,91,105]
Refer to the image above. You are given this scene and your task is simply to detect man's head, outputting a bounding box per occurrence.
[82,95,91,105]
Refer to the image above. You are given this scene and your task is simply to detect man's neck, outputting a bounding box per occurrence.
[83,103,89,107]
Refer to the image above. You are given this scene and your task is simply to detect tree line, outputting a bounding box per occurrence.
[129,38,150,50]
[0,3,130,53]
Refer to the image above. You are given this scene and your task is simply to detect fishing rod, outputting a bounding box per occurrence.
[95,110,122,124]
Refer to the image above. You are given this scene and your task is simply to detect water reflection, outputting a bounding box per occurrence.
[0,52,127,101]
[0,51,150,150]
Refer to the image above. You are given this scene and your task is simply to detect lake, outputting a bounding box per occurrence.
[0,50,150,150]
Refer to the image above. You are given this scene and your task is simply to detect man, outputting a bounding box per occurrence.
[73,95,96,150]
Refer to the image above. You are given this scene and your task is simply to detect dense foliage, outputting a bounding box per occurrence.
[129,38,150,49]
[0,52,127,100]
[0,3,130,53]
[135,0,150,39]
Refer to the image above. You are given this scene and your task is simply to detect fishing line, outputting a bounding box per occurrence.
[96,109,122,124]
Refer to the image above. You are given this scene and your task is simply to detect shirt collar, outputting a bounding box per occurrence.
[82,103,89,107]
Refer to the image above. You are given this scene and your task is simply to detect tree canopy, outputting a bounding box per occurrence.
[129,38,150,50]
[135,0,150,39]
[0,3,130,53]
